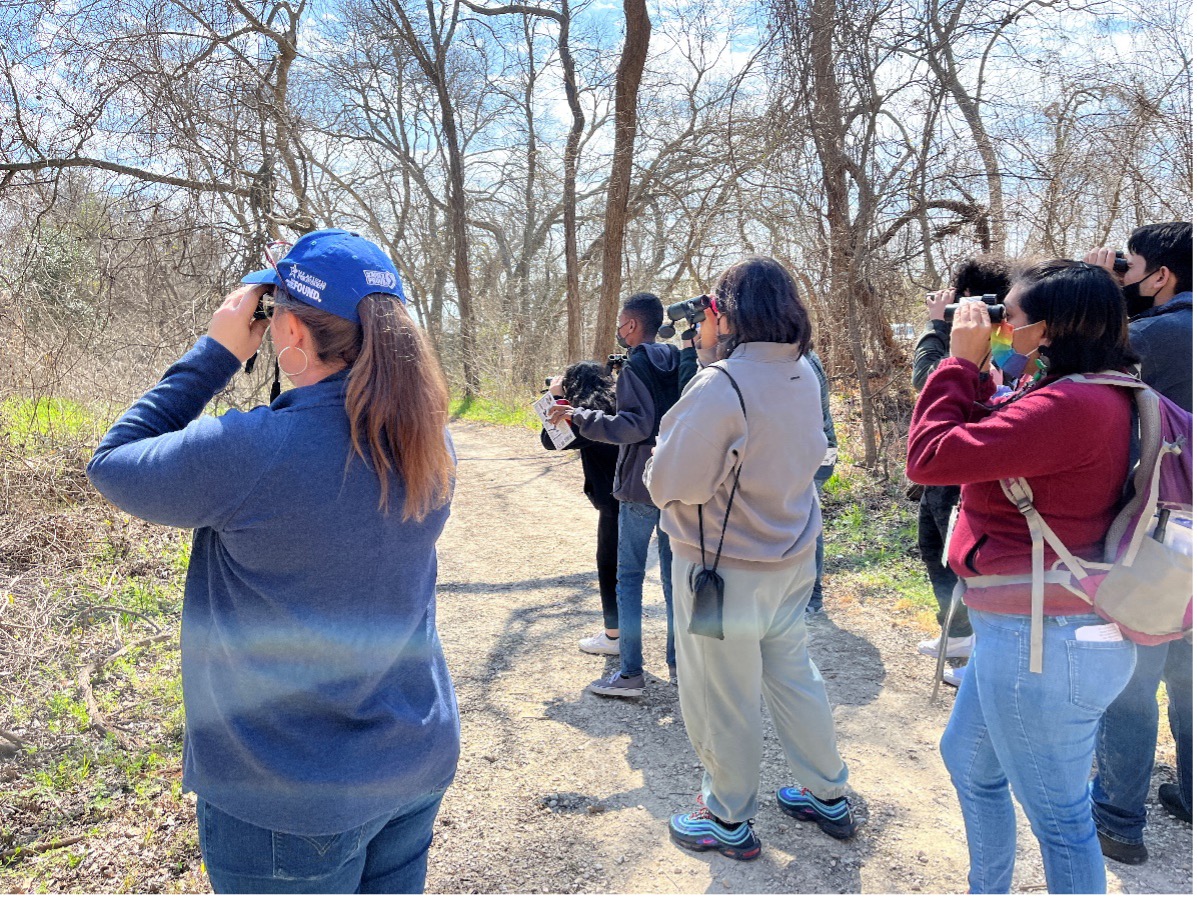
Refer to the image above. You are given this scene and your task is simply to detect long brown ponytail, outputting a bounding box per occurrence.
[278,293,454,520]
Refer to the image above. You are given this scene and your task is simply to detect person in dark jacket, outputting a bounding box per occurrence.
[805,349,838,617]
[910,256,1011,685]
[87,230,458,894]
[1085,221,1193,863]
[548,292,680,698]
[543,362,621,655]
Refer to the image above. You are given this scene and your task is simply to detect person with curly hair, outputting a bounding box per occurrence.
[544,362,621,653]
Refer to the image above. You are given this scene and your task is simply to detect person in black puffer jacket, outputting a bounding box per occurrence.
[543,361,621,655]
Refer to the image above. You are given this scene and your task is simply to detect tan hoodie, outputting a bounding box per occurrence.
[644,342,826,570]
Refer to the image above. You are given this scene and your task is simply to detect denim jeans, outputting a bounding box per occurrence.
[616,501,674,678]
[1092,638,1193,845]
[941,608,1135,894]
[808,465,833,613]
[197,791,445,894]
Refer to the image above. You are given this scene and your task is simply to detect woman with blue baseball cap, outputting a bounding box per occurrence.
[87,229,458,893]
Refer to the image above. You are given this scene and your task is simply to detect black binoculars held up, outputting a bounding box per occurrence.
[659,295,711,340]
[942,295,1005,324]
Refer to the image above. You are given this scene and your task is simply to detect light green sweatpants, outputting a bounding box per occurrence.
[672,547,850,823]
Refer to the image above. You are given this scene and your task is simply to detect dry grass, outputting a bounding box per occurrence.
[0,432,205,893]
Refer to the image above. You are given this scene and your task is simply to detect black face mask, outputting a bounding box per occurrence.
[1123,269,1159,319]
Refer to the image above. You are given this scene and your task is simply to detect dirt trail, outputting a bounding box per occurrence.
[426,421,1193,894]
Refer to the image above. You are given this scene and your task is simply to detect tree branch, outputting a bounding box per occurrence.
[0,157,250,196]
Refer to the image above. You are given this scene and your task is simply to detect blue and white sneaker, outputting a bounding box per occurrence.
[776,786,858,839]
[668,807,761,860]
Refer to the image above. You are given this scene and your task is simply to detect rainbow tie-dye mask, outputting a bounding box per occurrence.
[990,322,1032,383]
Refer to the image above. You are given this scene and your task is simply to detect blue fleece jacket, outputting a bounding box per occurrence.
[87,337,459,835]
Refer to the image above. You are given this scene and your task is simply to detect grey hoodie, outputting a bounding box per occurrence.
[644,343,826,569]
[573,340,679,505]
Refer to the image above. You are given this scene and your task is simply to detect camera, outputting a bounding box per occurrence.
[658,295,712,339]
[943,295,1004,324]
[1113,251,1129,274]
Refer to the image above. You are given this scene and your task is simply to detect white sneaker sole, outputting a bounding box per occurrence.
[578,641,620,656]
[918,640,973,660]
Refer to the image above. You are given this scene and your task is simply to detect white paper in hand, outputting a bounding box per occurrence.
[533,393,577,450]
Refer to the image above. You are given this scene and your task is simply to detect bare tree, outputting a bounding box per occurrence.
[463,1,588,363]
[590,0,651,361]
[369,0,483,394]
[0,0,314,251]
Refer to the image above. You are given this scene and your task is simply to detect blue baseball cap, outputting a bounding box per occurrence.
[241,228,406,324]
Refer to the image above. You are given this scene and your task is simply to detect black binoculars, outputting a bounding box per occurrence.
[942,295,1005,324]
[659,295,711,340]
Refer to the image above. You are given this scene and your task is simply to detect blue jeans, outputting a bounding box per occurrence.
[808,465,833,612]
[1092,638,1193,845]
[197,791,445,894]
[941,608,1135,894]
[616,501,674,678]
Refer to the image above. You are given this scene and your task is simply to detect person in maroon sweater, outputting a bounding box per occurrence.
[907,260,1140,894]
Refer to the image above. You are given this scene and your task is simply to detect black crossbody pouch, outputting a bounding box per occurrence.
[688,365,747,640]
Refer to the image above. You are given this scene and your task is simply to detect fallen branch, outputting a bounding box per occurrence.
[0,834,86,863]
[76,604,163,635]
[76,632,174,747]
[0,726,26,747]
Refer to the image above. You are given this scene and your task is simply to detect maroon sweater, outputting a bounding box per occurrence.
[907,359,1131,616]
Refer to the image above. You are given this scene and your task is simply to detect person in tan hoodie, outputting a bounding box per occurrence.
[645,256,856,861]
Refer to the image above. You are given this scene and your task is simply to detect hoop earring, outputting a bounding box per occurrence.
[278,345,309,378]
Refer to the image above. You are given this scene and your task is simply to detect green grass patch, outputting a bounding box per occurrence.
[0,396,111,447]
[46,690,91,734]
[821,463,937,624]
[449,394,541,431]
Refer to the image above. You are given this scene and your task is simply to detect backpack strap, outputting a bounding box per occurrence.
[696,364,748,573]
[999,477,1096,673]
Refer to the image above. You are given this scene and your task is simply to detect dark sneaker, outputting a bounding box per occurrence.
[668,807,761,860]
[776,786,858,839]
[1097,831,1148,865]
[587,670,645,698]
[1159,784,1192,824]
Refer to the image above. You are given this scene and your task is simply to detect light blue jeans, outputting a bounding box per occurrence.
[941,608,1135,894]
[616,501,674,679]
[197,791,445,894]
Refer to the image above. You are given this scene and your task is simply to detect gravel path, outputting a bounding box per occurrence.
[426,420,1193,894]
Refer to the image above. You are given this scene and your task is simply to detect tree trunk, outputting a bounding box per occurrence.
[559,1,585,363]
[590,0,651,362]
[807,0,877,467]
